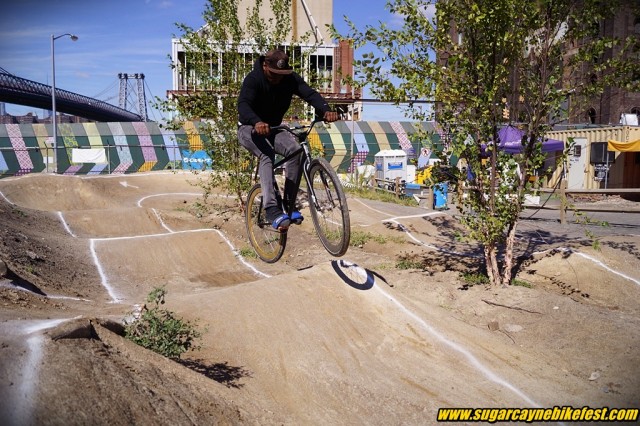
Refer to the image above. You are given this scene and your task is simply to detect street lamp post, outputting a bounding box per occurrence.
[51,33,78,173]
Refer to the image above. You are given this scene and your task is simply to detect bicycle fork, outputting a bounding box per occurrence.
[300,141,336,213]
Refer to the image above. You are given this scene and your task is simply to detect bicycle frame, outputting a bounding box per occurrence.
[245,118,350,262]
[252,119,322,214]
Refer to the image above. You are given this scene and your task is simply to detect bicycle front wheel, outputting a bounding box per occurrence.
[245,184,287,263]
[307,158,350,257]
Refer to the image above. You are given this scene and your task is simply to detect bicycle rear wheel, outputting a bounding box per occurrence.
[307,158,350,256]
[245,183,287,263]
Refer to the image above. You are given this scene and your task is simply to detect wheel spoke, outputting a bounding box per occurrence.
[245,184,286,263]
[307,159,350,257]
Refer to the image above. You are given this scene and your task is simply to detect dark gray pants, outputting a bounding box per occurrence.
[238,125,301,212]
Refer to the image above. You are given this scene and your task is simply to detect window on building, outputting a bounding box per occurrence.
[309,54,333,91]
[590,142,615,164]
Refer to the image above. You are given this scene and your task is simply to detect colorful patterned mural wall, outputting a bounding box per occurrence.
[309,121,440,173]
[0,121,439,177]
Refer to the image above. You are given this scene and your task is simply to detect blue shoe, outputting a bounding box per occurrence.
[290,211,304,225]
[271,212,291,231]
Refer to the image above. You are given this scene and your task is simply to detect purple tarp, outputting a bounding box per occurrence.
[498,126,564,153]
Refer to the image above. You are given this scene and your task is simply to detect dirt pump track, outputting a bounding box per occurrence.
[0,172,638,425]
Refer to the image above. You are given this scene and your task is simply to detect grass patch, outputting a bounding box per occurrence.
[396,258,424,270]
[511,279,533,288]
[374,262,394,270]
[347,187,419,207]
[238,246,258,258]
[461,272,489,285]
[350,230,405,247]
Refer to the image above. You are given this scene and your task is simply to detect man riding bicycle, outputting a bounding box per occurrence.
[237,48,339,232]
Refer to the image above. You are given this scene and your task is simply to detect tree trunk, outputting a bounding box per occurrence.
[501,220,518,286]
[484,245,501,286]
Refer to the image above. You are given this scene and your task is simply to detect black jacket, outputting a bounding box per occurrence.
[237,56,330,126]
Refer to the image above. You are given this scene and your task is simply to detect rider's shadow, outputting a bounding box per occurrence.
[331,260,388,291]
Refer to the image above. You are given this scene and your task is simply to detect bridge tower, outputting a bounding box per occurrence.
[118,73,148,121]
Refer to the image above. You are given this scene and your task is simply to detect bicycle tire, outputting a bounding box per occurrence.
[307,158,350,256]
[245,183,287,263]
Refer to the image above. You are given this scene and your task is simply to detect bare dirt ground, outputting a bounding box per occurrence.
[0,172,638,425]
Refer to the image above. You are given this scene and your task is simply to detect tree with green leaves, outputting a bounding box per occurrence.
[156,0,318,208]
[334,0,638,286]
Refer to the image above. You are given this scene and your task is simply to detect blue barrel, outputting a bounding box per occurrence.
[433,183,448,209]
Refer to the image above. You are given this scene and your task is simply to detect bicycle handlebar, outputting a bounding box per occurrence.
[268,117,332,139]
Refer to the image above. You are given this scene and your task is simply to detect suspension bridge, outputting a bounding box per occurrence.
[0,67,153,122]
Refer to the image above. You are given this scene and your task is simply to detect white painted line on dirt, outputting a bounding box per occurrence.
[529,247,640,286]
[152,208,174,233]
[3,318,76,425]
[92,228,215,241]
[89,239,120,303]
[85,189,271,303]
[0,189,14,205]
[79,171,191,180]
[149,198,269,278]
[57,211,77,238]
[0,282,90,301]
[334,261,539,406]
[214,229,271,279]
[46,295,91,301]
[149,204,269,279]
[376,283,540,406]
[387,213,481,258]
[11,335,43,425]
[561,248,639,286]
[351,198,394,217]
[351,199,475,256]
[119,181,139,188]
[392,221,481,258]
[136,192,202,207]
[21,317,77,334]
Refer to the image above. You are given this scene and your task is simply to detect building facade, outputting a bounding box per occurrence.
[562,0,640,126]
[169,0,361,120]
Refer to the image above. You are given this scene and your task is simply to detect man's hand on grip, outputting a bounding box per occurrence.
[254,121,270,136]
[323,111,339,123]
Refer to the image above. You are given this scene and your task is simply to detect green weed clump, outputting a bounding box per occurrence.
[396,258,424,270]
[347,186,419,207]
[125,287,203,360]
[349,230,404,247]
[461,272,490,285]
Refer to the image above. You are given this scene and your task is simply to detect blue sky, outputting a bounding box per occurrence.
[0,0,415,121]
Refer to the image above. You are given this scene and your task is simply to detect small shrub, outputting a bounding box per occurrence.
[124,287,203,360]
[511,279,532,288]
[238,246,258,258]
[461,272,489,285]
[396,258,423,270]
[349,230,369,247]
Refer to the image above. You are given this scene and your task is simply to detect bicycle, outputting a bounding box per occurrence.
[245,118,350,263]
